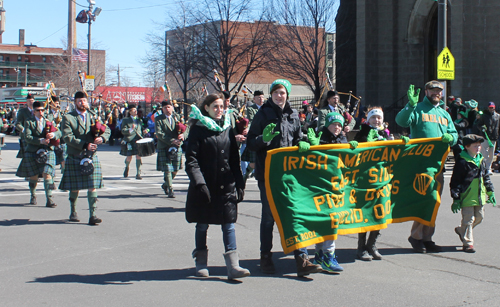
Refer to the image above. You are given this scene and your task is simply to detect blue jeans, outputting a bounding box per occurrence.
[195,223,236,252]
[240,144,249,175]
[257,180,307,257]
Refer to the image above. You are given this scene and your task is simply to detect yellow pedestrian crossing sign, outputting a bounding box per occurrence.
[437,47,455,80]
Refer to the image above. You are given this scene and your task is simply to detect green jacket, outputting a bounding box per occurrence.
[61,110,111,156]
[246,104,260,125]
[15,107,35,134]
[121,116,144,143]
[396,96,458,146]
[155,112,188,150]
[24,118,62,152]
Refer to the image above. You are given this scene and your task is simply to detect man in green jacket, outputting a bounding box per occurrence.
[396,80,458,253]
[59,91,111,225]
[15,94,36,158]
[155,100,188,197]
[120,104,148,179]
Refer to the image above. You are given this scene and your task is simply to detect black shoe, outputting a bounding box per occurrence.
[260,252,276,274]
[69,212,80,222]
[168,189,175,198]
[408,236,425,253]
[88,216,102,225]
[161,183,169,195]
[423,241,442,253]
[29,195,37,205]
[136,174,142,180]
[123,167,129,178]
[463,245,476,253]
[46,198,57,208]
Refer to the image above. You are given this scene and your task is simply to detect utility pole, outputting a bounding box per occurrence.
[437,0,447,94]
[116,64,132,87]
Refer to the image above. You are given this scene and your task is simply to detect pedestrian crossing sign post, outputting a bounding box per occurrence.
[437,47,455,80]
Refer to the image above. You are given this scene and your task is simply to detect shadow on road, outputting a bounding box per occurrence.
[109,207,185,213]
[0,219,68,226]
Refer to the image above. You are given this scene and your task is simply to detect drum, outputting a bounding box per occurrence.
[136,138,156,157]
[0,133,5,148]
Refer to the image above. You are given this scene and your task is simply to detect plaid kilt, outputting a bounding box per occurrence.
[156,148,182,172]
[59,154,104,191]
[16,138,25,159]
[119,141,138,156]
[16,150,56,178]
[55,144,68,165]
[241,146,256,163]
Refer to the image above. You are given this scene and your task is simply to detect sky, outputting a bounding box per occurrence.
[2,0,179,86]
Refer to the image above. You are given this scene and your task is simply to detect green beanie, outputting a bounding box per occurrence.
[270,79,292,97]
[325,112,344,128]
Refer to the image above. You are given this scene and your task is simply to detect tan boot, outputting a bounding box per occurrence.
[224,250,250,280]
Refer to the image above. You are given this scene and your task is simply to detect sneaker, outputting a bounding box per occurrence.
[463,245,476,253]
[454,227,464,243]
[136,174,142,180]
[423,241,442,253]
[408,236,425,253]
[313,250,324,267]
[322,252,343,272]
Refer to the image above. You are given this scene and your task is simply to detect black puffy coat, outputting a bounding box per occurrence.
[354,124,389,142]
[319,126,348,145]
[247,99,303,181]
[185,120,244,224]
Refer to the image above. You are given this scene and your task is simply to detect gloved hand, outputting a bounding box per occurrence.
[407,84,420,107]
[451,199,461,213]
[197,184,211,204]
[237,187,244,203]
[487,191,496,206]
[441,133,453,144]
[367,129,380,142]
[349,141,358,149]
[401,136,410,144]
[263,123,280,142]
[307,128,322,146]
[298,141,310,152]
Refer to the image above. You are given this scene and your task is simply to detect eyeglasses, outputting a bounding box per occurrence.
[34,109,45,112]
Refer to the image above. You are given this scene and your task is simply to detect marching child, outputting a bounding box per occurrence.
[298,112,347,272]
[352,106,389,261]
[450,134,496,253]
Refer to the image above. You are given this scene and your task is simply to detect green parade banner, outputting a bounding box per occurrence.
[264,138,450,254]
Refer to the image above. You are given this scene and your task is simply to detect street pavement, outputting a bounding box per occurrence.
[1,133,499,307]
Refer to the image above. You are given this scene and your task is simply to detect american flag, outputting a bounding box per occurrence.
[72,48,88,62]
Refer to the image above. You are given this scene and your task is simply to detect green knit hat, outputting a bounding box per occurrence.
[325,112,344,128]
[270,79,292,97]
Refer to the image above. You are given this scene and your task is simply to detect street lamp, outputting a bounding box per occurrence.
[76,1,102,75]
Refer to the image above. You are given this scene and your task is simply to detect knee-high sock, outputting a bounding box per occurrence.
[125,159,131,168]
[29,180,37,196]
[43,178,54,200]
[136,159,142,175]
[69,191,79,213]
[164,172,172,188]
[88,191,98,217]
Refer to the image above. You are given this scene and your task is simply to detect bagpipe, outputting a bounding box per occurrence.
[324,72,363,119]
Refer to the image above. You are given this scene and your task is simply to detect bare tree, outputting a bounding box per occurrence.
[191,0,272,93]
[267,0,338,102]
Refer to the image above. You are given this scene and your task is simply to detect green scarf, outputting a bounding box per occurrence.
[460,150,483,167]
[189,105,232,132]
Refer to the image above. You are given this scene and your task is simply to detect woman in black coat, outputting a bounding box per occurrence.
[185,93,249,280]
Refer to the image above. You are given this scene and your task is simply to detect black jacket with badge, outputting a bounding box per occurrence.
[247,98,303,181]
[185,119,244,224]
[354,123,389,142]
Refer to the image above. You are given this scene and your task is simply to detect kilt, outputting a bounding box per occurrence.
[59,154,104,191]
[55,144,68,165]
[119,141,138,156]
[156,148,182,172]
[16,138,25,159]
[240,145,256,163]
[16,150,56,178]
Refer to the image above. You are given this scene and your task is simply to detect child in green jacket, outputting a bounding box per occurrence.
[450,134,496,253]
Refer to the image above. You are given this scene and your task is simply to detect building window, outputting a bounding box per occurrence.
[24,57,29,62]
[42,70,46,77]
[42,56,46,62]
[5,56,9,62]
[17,55,22,61]
[0,55,3,62]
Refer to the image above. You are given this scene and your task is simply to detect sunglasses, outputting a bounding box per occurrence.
[34,109,45,112]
